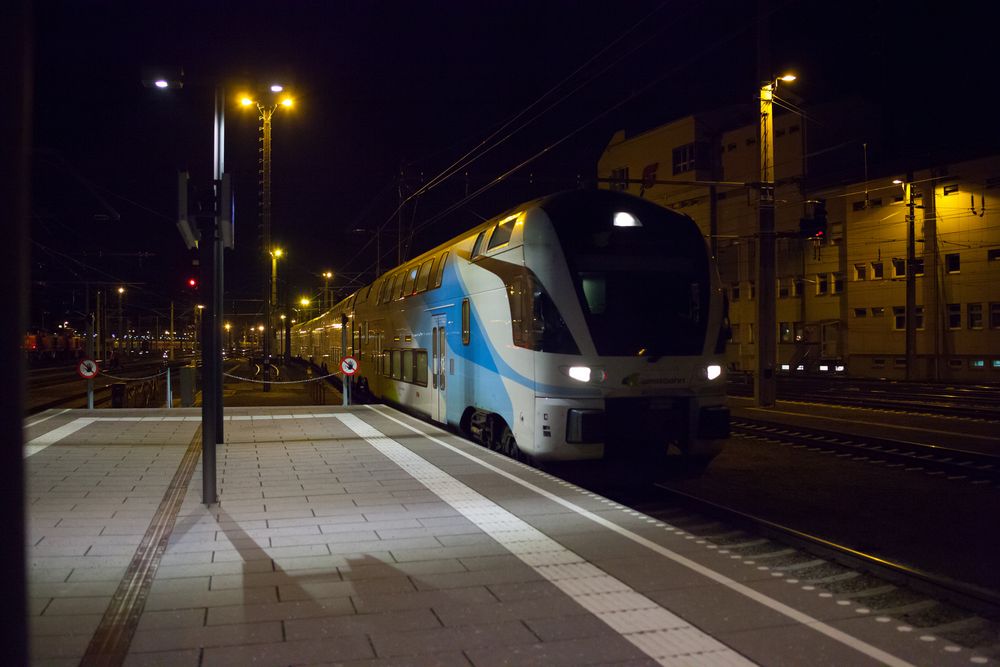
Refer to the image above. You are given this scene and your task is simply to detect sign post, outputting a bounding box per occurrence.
[340,356,358,406]
[78,358,99,409]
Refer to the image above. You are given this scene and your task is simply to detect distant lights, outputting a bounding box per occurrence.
[154,79,169,89]
[270,84,284,92]
[613,211,641,228]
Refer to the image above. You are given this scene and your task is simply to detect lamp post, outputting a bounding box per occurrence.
[755,73,796,408]
[240,87,293,394]
[322,271,333,311]
[116,286,125,357]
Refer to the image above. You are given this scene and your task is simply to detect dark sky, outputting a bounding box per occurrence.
[30,0,999,330]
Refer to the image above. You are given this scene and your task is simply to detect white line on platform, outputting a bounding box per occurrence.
[24,408,71,429]
[24,418,96,458]
[336,412,754,667]
[367,406,916,667]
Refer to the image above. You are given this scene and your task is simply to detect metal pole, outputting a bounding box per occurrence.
[165,366,172,408]
[755,80,777,407]
[199,214,218,505]
[905,175,916,381]
[261,106,273,392]
[213,87,226,467]
[342,313,349,406]
[85,287,94,410]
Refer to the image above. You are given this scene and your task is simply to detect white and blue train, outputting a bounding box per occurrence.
[291,189,730,467]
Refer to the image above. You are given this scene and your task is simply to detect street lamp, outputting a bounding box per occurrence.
[756,72,796,408]
[240,86,294,392]
[322,271,333,310]
[224,322,232,351]
[300,297,312,320]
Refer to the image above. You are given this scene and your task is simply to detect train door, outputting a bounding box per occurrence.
[431,314,447,422]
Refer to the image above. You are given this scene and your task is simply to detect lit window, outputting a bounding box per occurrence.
[817,274,829,295]
[971,359,985,369]
[779,322,792,342]
[487,217,516,250]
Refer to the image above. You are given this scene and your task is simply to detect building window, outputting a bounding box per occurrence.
[916,306,924,330]
[872,262,884,279]
[672,143,696,174]
[893,306,905,330]
[832,273,844,294]
[947,303,962,329]
[730,323,740,343]
[913,258,924,276]
[971,359,986,370]
[610,167,629,191]
[854,264,867,281]
[779,322,793,343]
[792,277,804,297]
[943,183,959,196]
[892,259,906,278]
[748,323,755,344]
[851,201,866,212]
[871,306,885,317]
[969,303,984,329]
[989,248,1000,263]
[853,308,867,318]
[948,359,964,369]
[945,253,960,273]
[778,280,789,298]
[991,302,1000,329]
[748,281,756,300]
[817,274,829,295]
[794,322,804,342]
[731,282,740,301]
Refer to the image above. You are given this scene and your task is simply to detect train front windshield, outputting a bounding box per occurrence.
[542,191,710,357]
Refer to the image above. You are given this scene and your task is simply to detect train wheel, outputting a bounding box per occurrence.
[500,425,531,464]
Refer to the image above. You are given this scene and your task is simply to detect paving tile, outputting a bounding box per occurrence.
[463,635,652,667]
[29,612,103,636]
[369,620,538,657]
[200,635,374,667]
[143,586,278,611]
[206,596,355,625]
[29,631,94,660]
[285,607,441,640]
[129,620,283,652]
[42,595,111,615]
[135,608,207,631]
[278,575,416,602]
[123,648,202,667]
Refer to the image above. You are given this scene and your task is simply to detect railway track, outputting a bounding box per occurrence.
[732,418,1000,485]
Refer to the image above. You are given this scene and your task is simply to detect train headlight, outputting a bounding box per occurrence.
[562,366,607,383]
[705,364,722,380]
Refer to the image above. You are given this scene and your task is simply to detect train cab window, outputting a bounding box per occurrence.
[402,267,417,296]
[433,251,449,288]
[471,231,486,259]
[415,259,433,293]
[487,217,514,250]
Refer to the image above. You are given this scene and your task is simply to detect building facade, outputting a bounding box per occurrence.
[597,109,1000,381]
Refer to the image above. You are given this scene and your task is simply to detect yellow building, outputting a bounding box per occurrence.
[598,109,1000,381]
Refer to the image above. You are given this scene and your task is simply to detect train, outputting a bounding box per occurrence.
[290,189,730,468]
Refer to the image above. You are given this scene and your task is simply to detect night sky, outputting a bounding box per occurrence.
[30,0,1000,332]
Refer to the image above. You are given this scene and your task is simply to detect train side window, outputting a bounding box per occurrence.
[487,218,514,250]
[381,276,395,304]
[391,350,401,379]
[395,272,407,300]
[401,350,413,382]
[415,350,428,386]
[471,231,486,259]
[402,267,417,296]
[462,298,471,345]
[433,251,449,288]
[415,259,433,293]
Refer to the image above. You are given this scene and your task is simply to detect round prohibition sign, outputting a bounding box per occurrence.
[340,356,359,376]
[77,358,99,379]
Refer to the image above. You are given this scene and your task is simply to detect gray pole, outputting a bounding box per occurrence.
[905,175,916,380]
[342,313,349,406]
[755,80,777,407]
[199,213,218,505]
[85,287,94,410]
[261,106,273,392]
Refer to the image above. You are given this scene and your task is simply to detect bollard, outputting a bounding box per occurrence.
[180,365,196,407]
[111,382,126,408]
[165,366,173,408]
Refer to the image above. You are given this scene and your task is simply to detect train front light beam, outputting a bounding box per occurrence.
[563,366,606,383]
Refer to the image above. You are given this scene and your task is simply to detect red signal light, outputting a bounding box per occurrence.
[188,278,198,288]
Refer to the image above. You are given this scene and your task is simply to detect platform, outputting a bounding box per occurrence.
[23,405,985,666]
